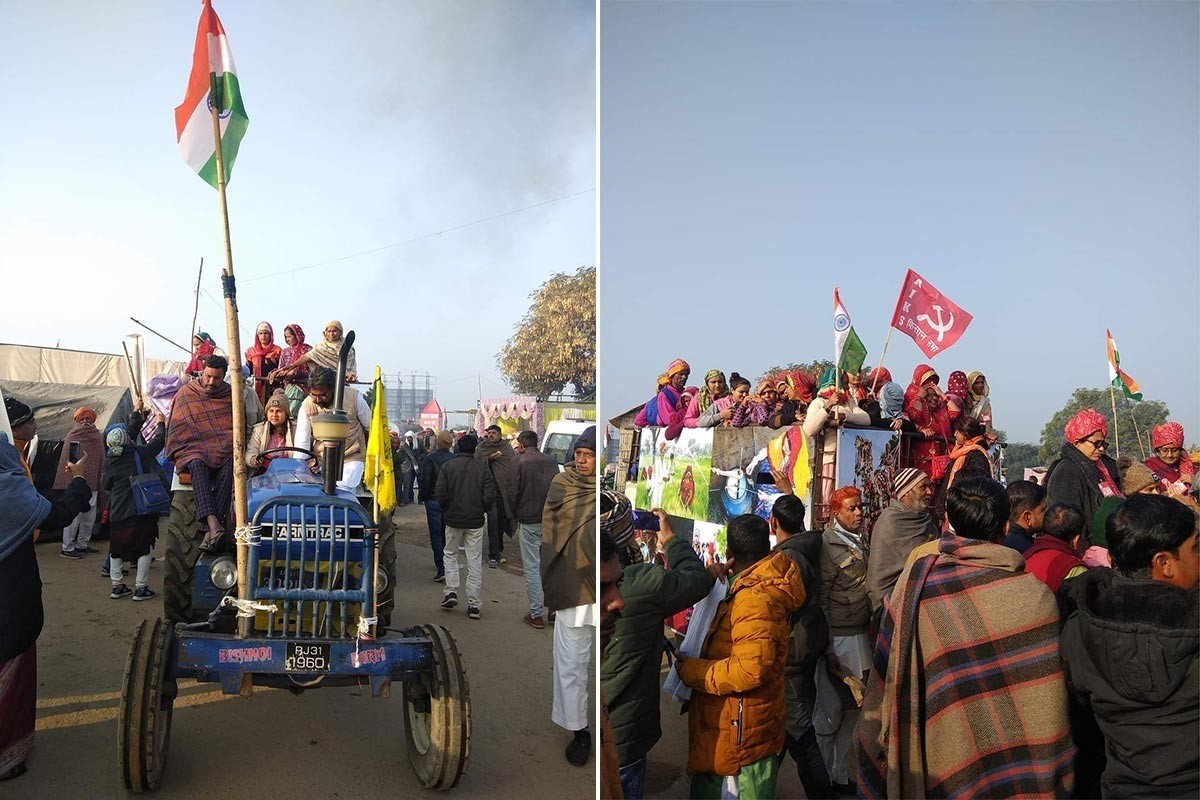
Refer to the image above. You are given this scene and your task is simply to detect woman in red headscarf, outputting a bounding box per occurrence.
[244,322,282,405]
[1044,408,1123,535]
[1144,422,1196,496]
[270,323,313,417]
[903,365,959,478]
[185,332,217,376]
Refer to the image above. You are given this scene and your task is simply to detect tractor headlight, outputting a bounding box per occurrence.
[375,566,389,594]
[210,557,237,590]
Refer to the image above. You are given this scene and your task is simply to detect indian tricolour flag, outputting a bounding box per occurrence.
[174,0,248,188]
[1106,329,1142,401]
[834,288,867,376]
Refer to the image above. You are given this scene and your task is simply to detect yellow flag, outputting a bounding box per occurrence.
[364,366,397,515]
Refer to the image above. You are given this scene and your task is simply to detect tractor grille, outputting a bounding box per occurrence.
[249,500,372,639]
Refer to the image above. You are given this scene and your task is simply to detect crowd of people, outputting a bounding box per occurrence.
[602,390,1198,798]
[634,358,994,447]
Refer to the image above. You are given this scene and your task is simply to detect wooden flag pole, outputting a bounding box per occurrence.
[189,257,204,342]
[208,76,252,639]
[1108,384,1121,459]
[1128,404,1148,460]
[868,326,895,396]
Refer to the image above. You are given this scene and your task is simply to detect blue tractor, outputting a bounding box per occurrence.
[118,335,469,792]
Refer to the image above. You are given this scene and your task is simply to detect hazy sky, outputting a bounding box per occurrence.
[600,1,1198,445]
[0,0,594,417]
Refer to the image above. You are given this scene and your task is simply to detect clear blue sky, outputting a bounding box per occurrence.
[0,0,594,417]
[600,1,1198,445]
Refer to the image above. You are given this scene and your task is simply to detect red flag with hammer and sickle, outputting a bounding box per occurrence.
[890,269,973,358]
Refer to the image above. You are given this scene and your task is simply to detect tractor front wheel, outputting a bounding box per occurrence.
[163,492,201,626]
[403,624,471,790]
[118,618,176,792]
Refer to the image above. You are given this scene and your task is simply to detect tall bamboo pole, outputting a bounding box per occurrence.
[189,257,204,342]
[1128,403,1148,460]
[868,327,895,396]
[208,76,251,638]
[1108,384,1121,459]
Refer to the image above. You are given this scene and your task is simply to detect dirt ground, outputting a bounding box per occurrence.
[8,503,596,799]
[642,671,808,799]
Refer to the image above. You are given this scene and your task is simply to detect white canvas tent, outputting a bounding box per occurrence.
[0,342,186,396]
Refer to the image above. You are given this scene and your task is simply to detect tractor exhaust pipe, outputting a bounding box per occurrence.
[312,331,356,495]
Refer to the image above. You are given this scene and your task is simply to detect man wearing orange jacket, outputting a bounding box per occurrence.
[676,514,806,798]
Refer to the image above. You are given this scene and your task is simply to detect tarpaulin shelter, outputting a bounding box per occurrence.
[0,379,134,495]
[0,342,185,392]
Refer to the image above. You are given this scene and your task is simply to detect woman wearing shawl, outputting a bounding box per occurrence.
[1044,408,1123,536]
[245,391,299,476]
[1144,422,1196,496]
[185,332,218,376]
[805,370,871,514]
[53,407,106,558]
[244,322,283,406]
[938,417,994,530]
[945,370,969,410]
[542,427,598,767]
[698,373,761,428]
[0,434,92,782]
[903,365,958,478]
[684,370,727,428]
[965,370,993,431]
[634,359,690,434]
[271,324,313,416]
[280,320,358,383]
[101,406,167,602]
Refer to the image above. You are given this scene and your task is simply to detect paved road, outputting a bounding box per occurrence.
[9,503,595,799]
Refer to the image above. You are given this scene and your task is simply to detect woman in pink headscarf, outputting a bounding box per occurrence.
[634,359,690,436]
[1044,408,1124,535]
[1144,422,1196,496]
[244,322,282,405]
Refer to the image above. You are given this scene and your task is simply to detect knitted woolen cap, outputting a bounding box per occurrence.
[1121,461,1157,496]
[892,467,927,498]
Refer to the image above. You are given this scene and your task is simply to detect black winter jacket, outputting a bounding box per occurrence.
[1045,444,1122,540]
[774,532,830,667]
[419,449,454,502]
[101,413,166,526]
[1060,569,1198,798]
[434,454,497,529]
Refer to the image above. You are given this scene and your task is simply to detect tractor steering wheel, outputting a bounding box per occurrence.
[253,447,321,473]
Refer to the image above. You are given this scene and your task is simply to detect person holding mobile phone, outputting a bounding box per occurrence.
[600,503,714,799]
[53,407,105,559]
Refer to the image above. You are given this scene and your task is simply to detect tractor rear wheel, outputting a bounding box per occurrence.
[403,624,471,790]
[377,514,396,628]
[118,618,176,792]
[163,491,201,626]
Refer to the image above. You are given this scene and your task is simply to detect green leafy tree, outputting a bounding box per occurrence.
[1001,442,1042,483]
[498,266,596,399]
[1037,388,1169,465]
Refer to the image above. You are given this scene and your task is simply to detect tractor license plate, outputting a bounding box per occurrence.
[284,642,331,672]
